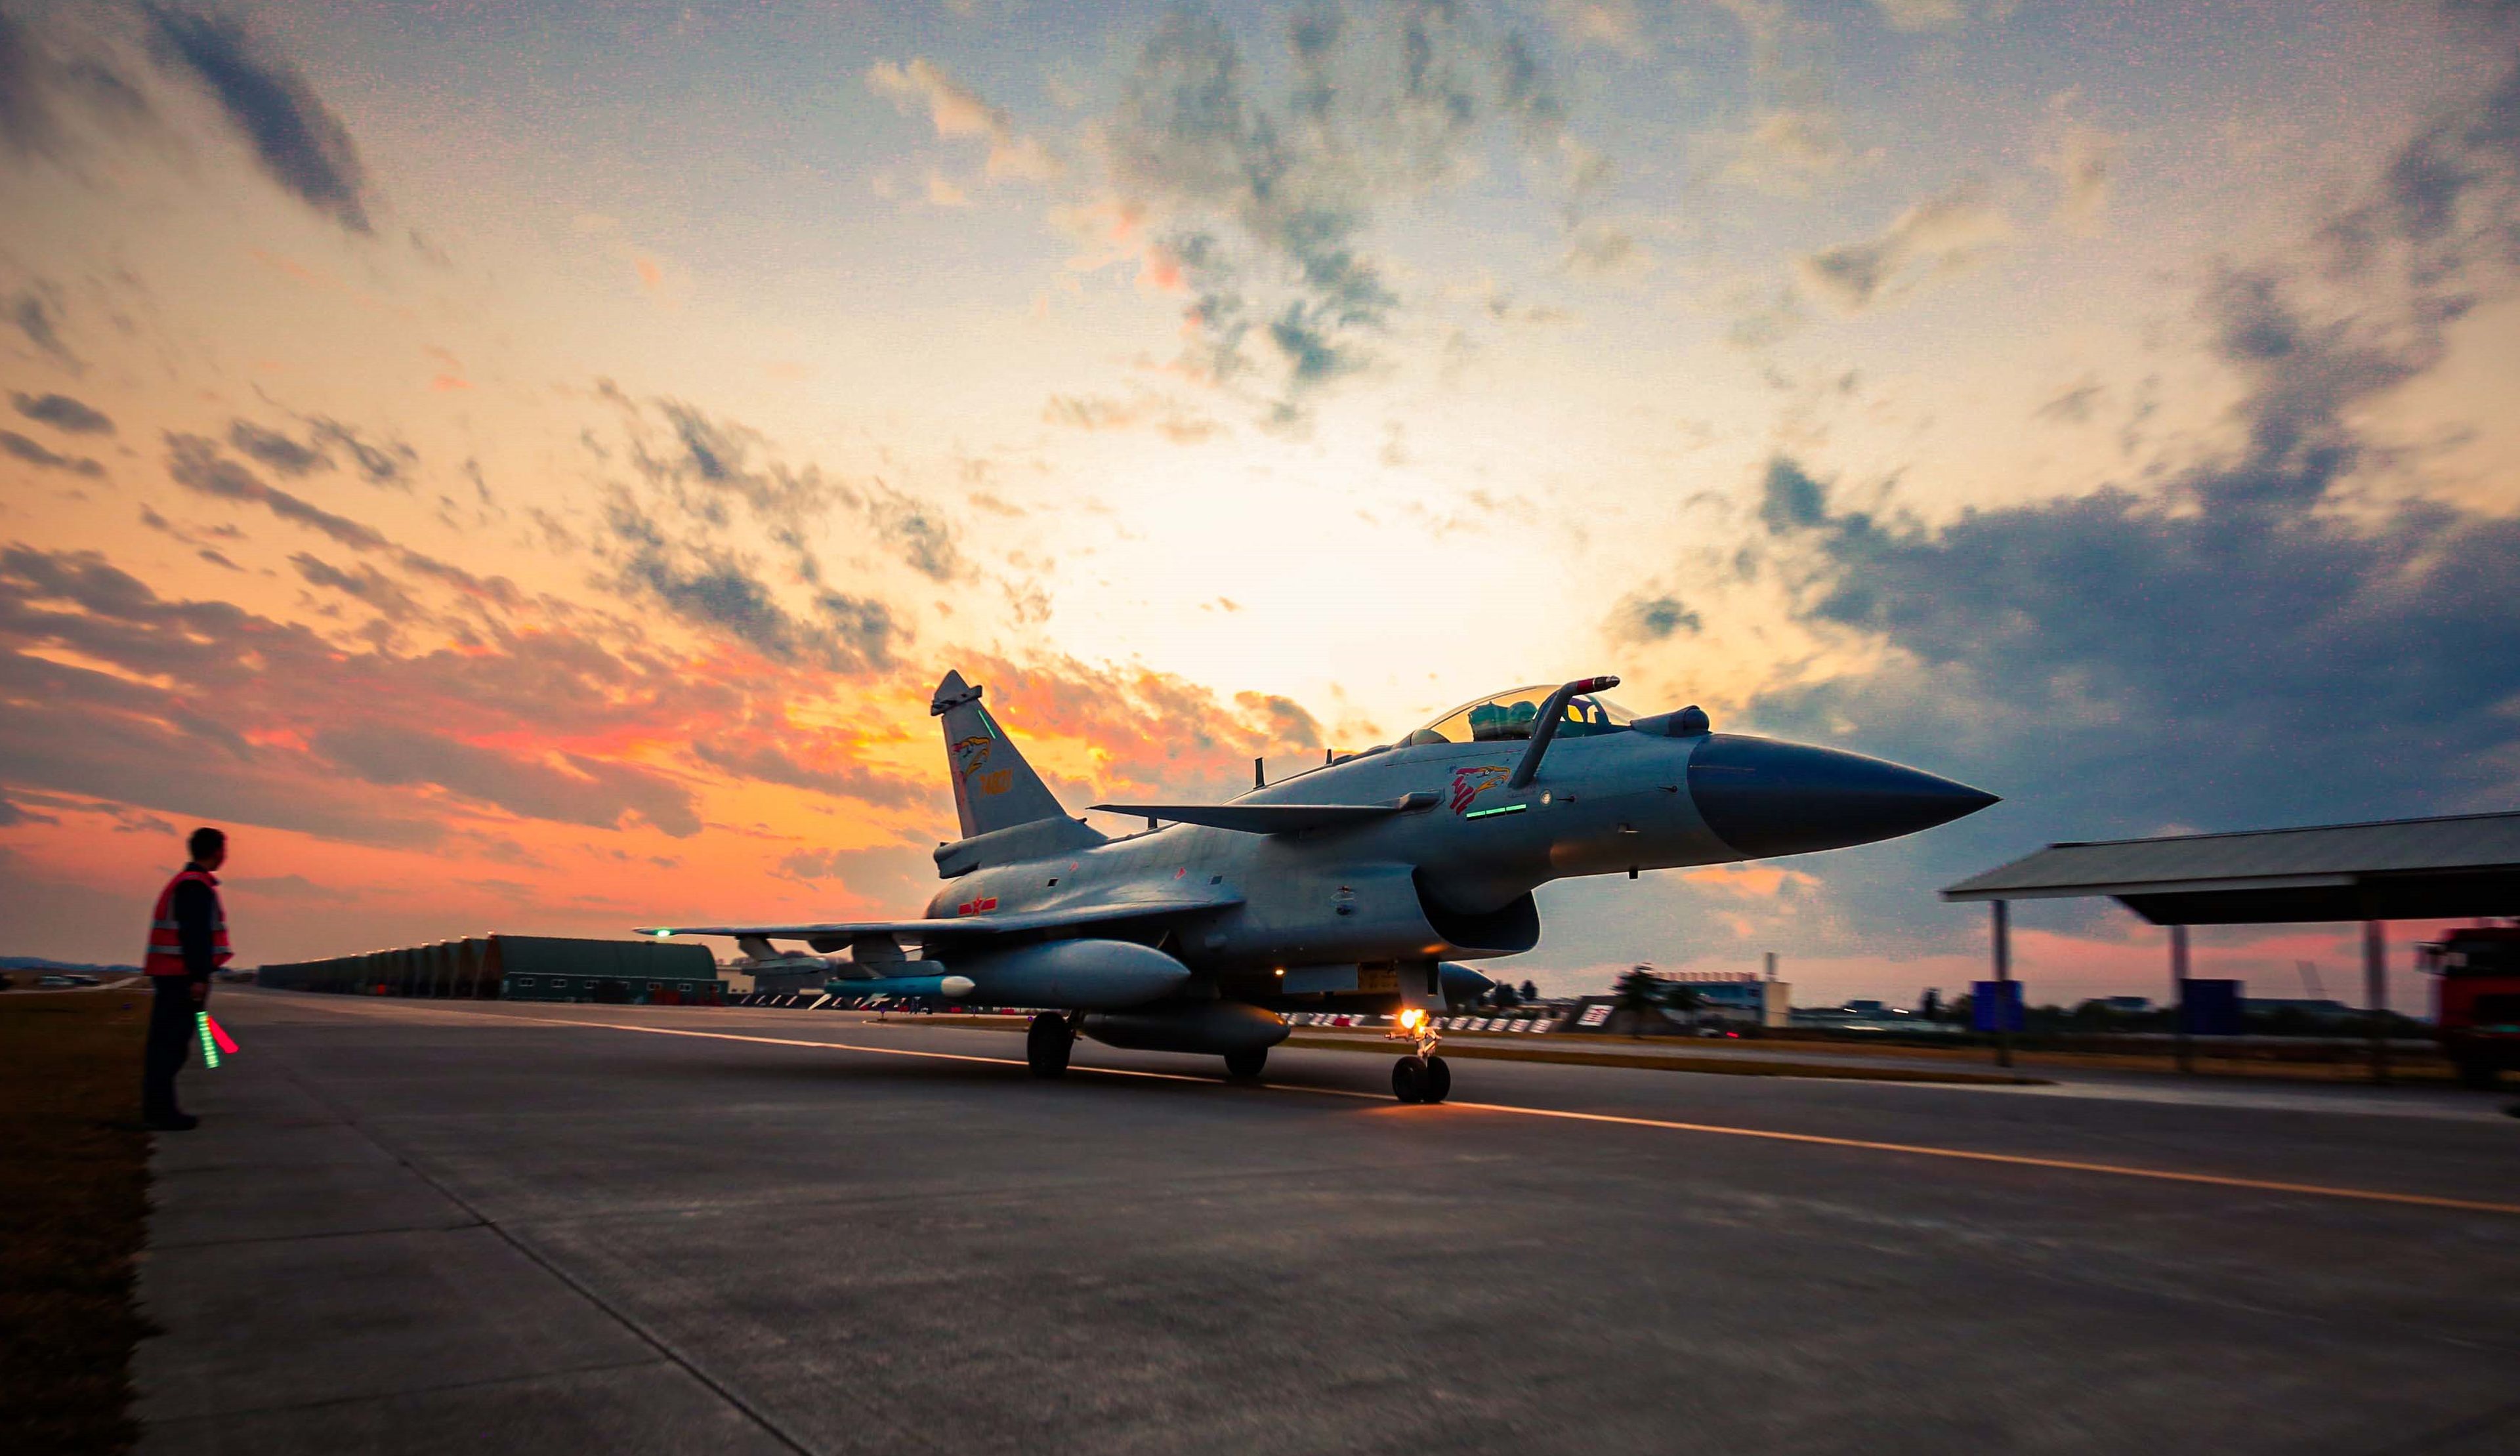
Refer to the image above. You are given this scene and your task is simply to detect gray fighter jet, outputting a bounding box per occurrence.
[644,671,1994,1102]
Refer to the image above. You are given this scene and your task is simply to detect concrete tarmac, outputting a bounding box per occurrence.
[138,991,2520,1455]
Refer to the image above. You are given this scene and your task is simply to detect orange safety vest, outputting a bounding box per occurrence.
[144,867,231,976]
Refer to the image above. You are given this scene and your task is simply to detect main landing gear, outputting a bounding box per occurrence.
[1026,1011,1072,1079]
[1386,1008,1450,1104]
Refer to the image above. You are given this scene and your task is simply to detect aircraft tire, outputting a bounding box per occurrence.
[1026,1012,1071,1079]
[1391,1056,1426,1103]
[1223,1047,1267,1080]
[1421,1055,1451,1104]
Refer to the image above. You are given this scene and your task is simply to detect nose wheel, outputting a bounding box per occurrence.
[1392,1054,1451,1104]
[1385,1010,1450,1102]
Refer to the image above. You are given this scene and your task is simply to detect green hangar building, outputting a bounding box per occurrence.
[257,934,724,1005]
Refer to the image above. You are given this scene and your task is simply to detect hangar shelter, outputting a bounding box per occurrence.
[1943,810,2520,1078]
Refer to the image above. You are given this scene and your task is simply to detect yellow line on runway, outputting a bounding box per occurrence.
[1433,1101,2520,1217]
[270,997,2520,1218]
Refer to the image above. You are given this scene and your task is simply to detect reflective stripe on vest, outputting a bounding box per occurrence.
[144,868,232,975]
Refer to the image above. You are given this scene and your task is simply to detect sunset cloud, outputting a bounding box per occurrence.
[12,391,113,435]
[1797,178,2012,313]
[6,281,78,367]
[1094,5,1567,416]
[311,721,704,838]
[866,56,1063,183]
[1,0,2511,1010]
[1718,108,1869,194]
[142,5,376,233]
[1041,389,1221,444]
[609,504,905,675]
[163,432,388,551]
[228,418,327,476]
[2042,120,2118,232]
[1713,267,2520,945]
[1,429,102,477]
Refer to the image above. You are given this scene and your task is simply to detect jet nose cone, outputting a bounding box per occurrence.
[1687,734,1998,860]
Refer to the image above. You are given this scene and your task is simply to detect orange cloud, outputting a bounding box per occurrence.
[866,57,1064,183]
[1679,862,1819,898]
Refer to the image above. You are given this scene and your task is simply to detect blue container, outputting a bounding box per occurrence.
[1971,980,2025,1033]
[2179,978,2244,1036]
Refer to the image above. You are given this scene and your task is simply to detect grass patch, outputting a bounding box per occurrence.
[1,991,154,1455]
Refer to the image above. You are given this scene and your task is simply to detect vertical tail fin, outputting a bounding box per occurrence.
[933,670,1074,841]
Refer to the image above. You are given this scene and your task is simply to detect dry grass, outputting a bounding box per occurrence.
[0,991,154,1455]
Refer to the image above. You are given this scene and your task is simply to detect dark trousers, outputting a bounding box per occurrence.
[143,975,202,1118]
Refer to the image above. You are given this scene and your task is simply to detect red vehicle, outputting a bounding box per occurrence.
[2422,927,2520,1089]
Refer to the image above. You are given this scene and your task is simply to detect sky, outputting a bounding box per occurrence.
[2,0,2516,1008]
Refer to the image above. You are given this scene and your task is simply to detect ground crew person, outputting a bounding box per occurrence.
[142,826,231,1131]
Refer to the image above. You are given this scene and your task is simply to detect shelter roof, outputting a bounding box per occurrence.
[1941,811,2520,925]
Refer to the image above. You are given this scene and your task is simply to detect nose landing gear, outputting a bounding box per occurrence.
[1391,1053,1450,1104]
[1386,1010,1450,1104]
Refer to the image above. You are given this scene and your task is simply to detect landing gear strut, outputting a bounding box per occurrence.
[1386,1009,1450,1104]
[1026,1011,1072,1079]
[1223,1047,1268,1080]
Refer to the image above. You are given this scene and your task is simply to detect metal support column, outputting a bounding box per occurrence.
[1991,899,2012,1069]
[2170,924,2191,1074]
[2364,919,2389,1085]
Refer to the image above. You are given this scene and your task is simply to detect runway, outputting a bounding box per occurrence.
[138,991,2520,1455]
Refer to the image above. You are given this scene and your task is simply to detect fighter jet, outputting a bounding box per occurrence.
[643,672,1995,1102]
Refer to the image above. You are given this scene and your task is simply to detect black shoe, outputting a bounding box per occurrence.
[144,1112,200,1131]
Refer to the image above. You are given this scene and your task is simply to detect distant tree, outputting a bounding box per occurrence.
[1493,982,1519,1009]
[1920,988,1942,1022]
[1518,979,1539,1002]
[1614,965,1662,1037]
[1660,980,1703,1030]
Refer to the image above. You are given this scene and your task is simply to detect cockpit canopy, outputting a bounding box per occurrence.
[1408,685,1639,745]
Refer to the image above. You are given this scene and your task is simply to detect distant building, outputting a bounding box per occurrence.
[723,954,837,996]
[259,934,723,1005]
[1789,998,1962,1034]
[2242,997,2361,1024]
[1648,971,1792,1029]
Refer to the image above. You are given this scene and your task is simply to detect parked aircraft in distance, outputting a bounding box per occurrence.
[646,671,1996,1102]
